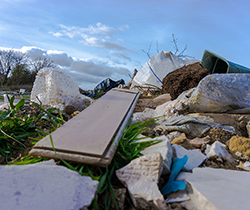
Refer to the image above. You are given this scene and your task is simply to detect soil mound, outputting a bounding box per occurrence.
[161,62,210,100]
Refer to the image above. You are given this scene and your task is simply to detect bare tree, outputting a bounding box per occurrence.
[141,35,195,60]
[31,57,56,73]
[171,34,194,59]
[0,49,28,85]
[141,41,153,59]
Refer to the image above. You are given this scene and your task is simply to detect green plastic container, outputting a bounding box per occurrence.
[200,50,250,74]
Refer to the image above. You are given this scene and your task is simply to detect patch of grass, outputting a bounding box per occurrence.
[0,95,65,163]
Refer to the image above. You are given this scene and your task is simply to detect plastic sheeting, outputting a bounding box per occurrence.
[130,51,198,89]
[92,78,125,96]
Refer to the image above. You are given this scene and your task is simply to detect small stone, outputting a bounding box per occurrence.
[71,111,81,117]
[188,136,210,148]
[171,134,194,150]
[239,120,247,129]
[238,116,245,122]
[243,161,250,171]
[63,105,76,115]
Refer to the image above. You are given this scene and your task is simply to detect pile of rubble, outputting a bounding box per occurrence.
[2,50,250,210]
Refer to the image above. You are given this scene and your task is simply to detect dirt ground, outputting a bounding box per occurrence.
[161,62,210,100]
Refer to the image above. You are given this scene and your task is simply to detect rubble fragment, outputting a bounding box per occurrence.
[133,93,171,113]
[0,163,98,210]
[243,161,250,171]
[205,141,235,164]
[179,168,250,210]
[171,133,195,150]
[116,152,168,210]
[30,68,92,111]
[227,135,250,157]
[189,74,250,113]
[140,135,173,174]
[172,144,206,170]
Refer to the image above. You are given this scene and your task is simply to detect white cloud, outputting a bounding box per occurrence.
[48,32,63,37]
[49,22,132,52]
[20,46,46,59]
[118,25,129,31]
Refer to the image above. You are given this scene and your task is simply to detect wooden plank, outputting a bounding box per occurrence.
[31,88,140,165]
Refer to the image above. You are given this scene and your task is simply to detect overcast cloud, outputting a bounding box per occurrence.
[19,46,131,88]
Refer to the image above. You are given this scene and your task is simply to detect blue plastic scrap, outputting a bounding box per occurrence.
[161,155,188,196]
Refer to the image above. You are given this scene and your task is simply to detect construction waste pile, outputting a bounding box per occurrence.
[1,50,250,210]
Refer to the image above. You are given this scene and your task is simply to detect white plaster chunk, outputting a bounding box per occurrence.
[116,152,168,209]
[155,98,189,119]
[0,164,98,210]
[205,141,235,163]
[31,68,92,111]
[180,168,250,210]
[172,144,206,170]
[140,135,173,175]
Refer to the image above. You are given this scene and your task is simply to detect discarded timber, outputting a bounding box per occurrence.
[30,88,140,167]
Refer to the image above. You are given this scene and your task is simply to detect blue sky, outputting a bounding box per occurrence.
[1,0,250,89]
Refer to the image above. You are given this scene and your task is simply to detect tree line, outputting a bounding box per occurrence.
[0,49,57,87]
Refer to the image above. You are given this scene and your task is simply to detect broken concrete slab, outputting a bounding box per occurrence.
[172,144,206,170]
[30,88,140,167]
[179,168,250,210]
[116,152,168,210]
[0,164,98,210]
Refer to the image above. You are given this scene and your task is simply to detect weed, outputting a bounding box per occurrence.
[0,95,64,163]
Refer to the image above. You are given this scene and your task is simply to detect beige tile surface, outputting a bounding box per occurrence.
[33,89,139,158]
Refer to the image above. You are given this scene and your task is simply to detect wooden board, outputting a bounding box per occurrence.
[30,88,140,167]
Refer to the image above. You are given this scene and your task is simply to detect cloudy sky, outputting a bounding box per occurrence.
[0,0,250,89]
